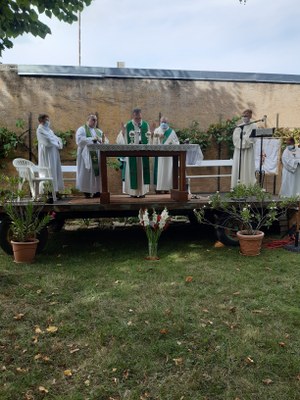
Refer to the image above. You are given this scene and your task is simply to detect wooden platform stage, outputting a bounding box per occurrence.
[44,193,212,220]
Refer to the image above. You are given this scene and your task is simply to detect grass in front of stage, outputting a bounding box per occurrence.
[0,221,299,400]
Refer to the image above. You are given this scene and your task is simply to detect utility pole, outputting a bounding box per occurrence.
[78,12,81,66]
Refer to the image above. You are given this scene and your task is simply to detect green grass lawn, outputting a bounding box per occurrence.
[1,222,300,400]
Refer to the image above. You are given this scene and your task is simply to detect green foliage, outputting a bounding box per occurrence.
[55,129,74,147]
[5,201,52,242]
[0,174,52,242]
[0,126,24,161]
[274,127,300,149]
[194,183,299,235]
[0,0,92,55]
[176,121,211,151]
[207,116,240,156]
[176,117,239,155]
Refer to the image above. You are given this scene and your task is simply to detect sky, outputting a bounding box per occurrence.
[1,0,300,75]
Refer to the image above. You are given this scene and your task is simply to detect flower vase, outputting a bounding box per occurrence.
[146,240,159,260]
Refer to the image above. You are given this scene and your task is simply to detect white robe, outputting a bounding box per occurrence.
[279,147,300,196]
[231,122,257,188]
[36,124,64,192]
[116,120,150,197]
[76,125,109,194]
[154,127,179,191]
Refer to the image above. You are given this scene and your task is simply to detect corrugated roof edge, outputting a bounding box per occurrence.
[17,65,300,84]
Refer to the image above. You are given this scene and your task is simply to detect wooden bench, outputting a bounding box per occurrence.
[186,159,233,193]
[61,165,76,184]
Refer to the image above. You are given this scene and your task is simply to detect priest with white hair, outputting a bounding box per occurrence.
[153,116,179,193]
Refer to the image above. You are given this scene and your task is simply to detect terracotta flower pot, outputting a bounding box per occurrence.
[11,239,39,263]
[236,230,264,256]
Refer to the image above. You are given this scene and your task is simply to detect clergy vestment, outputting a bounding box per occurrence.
[231,122,257,188]
[36,124,64,192]
[279,146,300,196]
[76,125,109,194]
[116,119,150,197]
[153,127,179,191]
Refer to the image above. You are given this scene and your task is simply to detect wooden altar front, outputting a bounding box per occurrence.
[91,144,191,204]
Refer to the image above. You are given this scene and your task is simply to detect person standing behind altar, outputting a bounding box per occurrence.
[76,114,109,199]
[36,113,64,199]
[231,109,257,188]
[153,116,179,193]
[279,137,300,196]
[116,108,151,198]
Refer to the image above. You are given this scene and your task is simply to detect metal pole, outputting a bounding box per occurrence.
[28,112,32,161]
[78,12,81,66]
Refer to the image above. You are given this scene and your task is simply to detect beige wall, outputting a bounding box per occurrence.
[1,64,299,193]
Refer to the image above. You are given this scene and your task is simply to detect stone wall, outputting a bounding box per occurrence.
[1,64,300,193]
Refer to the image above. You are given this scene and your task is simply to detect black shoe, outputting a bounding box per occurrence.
[84,192,91,199]
[93,192,101,198]
[46,197,54,204]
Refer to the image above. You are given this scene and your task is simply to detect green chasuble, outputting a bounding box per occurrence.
[126,120,150,189]
[84,125,103,176]
[154,128,173,185]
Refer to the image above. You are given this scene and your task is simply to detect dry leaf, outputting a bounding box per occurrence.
[70,348,80,354]
[127,320,133,326]
[173,357,184,366]
[159,328,168,335]
[84,379,90,386]
[16,367,28,373]
[229,306,237,313]
[245,356,254,364]
[233,291,240,296]
[32,336,38,344]
[36,289,42,294]
[34,326,43,334]
[123,369,129,379]
[262,378,273,385]
[214,241,225,248]
[185,276,193,283]
[34,354,42,360]
[46,325,58,333]
[13,313,25,320]
[252,309,263,314]
[38,386,49,393]
[63,369,72,377]
[278,342,286,347]
[296,374,300,381]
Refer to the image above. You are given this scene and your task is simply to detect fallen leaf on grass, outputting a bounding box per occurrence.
[34,326,43,334]
[63,369,73,377]
[159,328,168,335]
[123,369,129,379]
[173,357,184,366]
[13,313,25,320]
[70,348,80,354]
[214,241,225,248]
[84,379,90,386]
[185,276,193,283]
[233,291,240,296]
[296,374,300,381]
[278,342,286,347]
[32,336,39,344]
[38,386,49,393]
[16,367,28,373]
[262,378,273,385]
[46,325,58,333]
[245,356,254,364]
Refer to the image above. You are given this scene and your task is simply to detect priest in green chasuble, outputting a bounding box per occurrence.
[116,108,151,197]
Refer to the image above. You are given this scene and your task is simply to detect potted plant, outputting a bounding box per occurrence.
[194,183,299,256]
[0,175,52,263]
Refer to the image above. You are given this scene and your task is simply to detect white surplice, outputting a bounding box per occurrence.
[75,125,109,194]
[153,127,179,191]
[36,124,64,192]
[231,122,257,188]
[279,146,300,196]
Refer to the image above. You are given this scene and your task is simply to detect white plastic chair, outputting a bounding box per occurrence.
[12,158,56,201]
